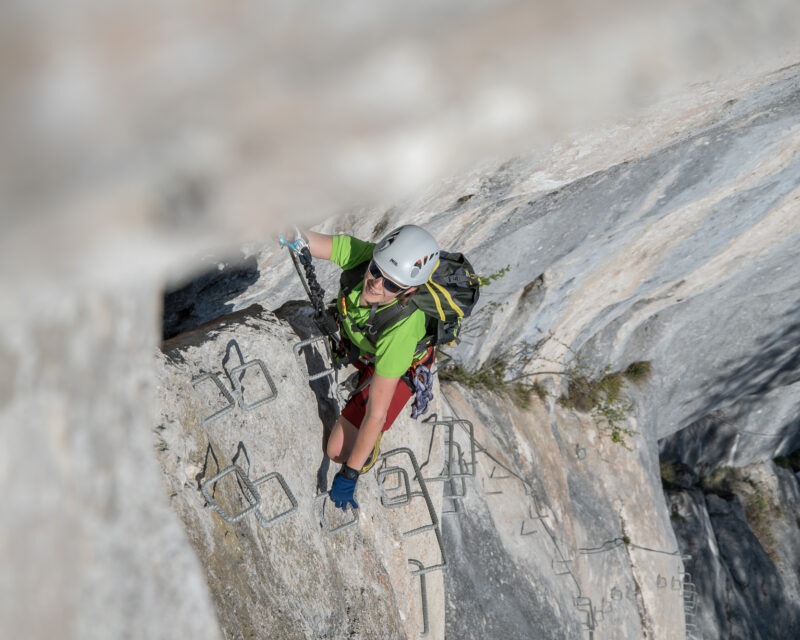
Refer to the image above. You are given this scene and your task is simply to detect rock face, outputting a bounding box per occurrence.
[161,65,800,638]
[4,4,800,633]
[0,287,222,640]
[154,303,448,639]
[438,385,685,640]
[227,65,800,471]
[665,461,800,640]
[152,300,687,639]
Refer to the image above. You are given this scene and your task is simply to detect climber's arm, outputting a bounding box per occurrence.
[305,231,333,260]
[346,374,399,471]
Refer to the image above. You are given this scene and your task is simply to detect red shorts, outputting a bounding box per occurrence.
[341,348,434,432]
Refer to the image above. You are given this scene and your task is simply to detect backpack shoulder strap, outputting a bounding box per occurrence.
[342,299,419,348]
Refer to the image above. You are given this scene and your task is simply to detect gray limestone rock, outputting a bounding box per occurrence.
[154,303,448,639]
[5,8,800,634]
[0,288,222,640]
[666,462,800,640]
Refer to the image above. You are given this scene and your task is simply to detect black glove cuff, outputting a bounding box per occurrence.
[338,465,360,482]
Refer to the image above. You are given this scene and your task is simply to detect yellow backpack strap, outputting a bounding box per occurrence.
[424,281,446,321]
[429,279,464,318]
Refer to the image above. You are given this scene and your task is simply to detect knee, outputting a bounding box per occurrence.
[325,428,344,462]
[325,439,338,461]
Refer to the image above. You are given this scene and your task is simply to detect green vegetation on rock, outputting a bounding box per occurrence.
[701,466,782,563]
[438,334,650,449]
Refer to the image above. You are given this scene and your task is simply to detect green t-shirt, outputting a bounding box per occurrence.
[330,235,427,378]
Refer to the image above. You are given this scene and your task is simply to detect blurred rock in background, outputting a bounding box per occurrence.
[2,1,800,639]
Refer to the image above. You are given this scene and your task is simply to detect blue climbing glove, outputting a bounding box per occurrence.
[330,465,360,511]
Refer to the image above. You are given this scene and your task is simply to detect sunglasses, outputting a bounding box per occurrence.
[367,260,409,294]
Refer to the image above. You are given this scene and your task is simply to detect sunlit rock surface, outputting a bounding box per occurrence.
[152,299,687,639]
[165,65,800,638]
[154,303,447,639]
[3,2,800,635]
[232,64,800,466]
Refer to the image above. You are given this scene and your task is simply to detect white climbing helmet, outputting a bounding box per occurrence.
[372,225,440,287]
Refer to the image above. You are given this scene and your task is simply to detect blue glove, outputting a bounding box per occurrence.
[330,467,359,511]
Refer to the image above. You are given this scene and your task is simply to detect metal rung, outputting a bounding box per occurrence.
[378,466,412,509]
[422,419,477,483]
[426,440,473,483]
[443,475,467,500]
[442,498,461,515]
[573,596,596,631]
[482,478,503,495]
[314,492,359,534]
[200,464,261,523]
[552,557,573,575]
[520,519,538,536]
[408,559,430,638]
[251,471,298,527]
[379,447,447,577]
[229,359,278,410]
[293,336,335,381]
[488,465,510,480]
[403,523,437,539]
[191,373,236,425]
[527,504,549,522]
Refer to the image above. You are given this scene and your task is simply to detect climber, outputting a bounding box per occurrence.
[283,225,441,512]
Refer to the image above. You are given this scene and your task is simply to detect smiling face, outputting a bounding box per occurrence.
[359,266,417,307]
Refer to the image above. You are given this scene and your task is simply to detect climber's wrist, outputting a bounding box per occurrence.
[337,464,360,482]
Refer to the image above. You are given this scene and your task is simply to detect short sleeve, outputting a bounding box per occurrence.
[330,235,376,270]
[373,309,427,378]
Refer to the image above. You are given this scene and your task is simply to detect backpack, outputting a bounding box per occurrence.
[336,251,481,355]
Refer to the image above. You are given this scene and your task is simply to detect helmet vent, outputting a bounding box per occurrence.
[378,233,399,251]
[410,266,420,279]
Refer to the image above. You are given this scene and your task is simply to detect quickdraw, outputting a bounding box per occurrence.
[410,366,434,419]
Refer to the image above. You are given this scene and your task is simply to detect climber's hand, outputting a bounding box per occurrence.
[329,467,359,512]
[279,227,311,263]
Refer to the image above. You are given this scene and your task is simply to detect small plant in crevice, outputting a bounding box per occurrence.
[510,333,650,449]
[659,460,677,485]
[774,448,800,473]
[438,351,546,409]
[438,334,651,450]
[558,370,636,449]
[623,360,653,384]
[479,264,512,286]
[438,357,509,393]
[508,380,547,409]
[700,467,782,563]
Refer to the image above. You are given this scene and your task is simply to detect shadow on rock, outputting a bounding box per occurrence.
[663,298,800,470]
[692,298,800,421]
[162,254,260,340]
[274,299,341,492]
